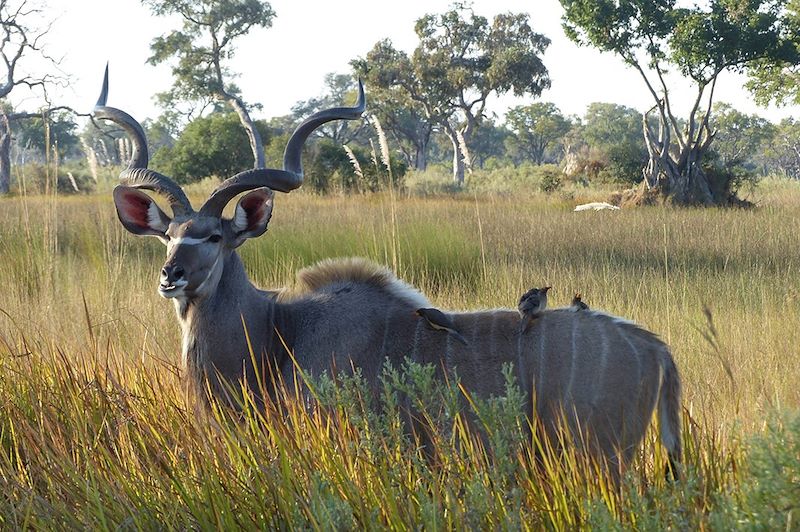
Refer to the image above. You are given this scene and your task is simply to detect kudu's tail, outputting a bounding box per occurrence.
[658,349,682,481]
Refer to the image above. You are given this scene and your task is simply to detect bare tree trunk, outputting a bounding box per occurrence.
[444,124,465,185]
[226,95,265,169]
[415,143,428,171]
[0,115,11,194]
[641,105,722,205]
[414,125,433,171]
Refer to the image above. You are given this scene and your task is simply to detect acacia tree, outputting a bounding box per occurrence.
[354,5,551,184]
[144,0,275,168]
[561,0,800,205]
[0,0,70,194]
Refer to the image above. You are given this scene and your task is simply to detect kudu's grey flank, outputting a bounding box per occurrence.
[97,67,682,479]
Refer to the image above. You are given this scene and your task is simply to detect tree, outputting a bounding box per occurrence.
[0,0,70,193]
[757,118,800,178]
[354,4,551,184]
[14,112,79,159]
[151,111,270,183]
[469,118,510,168]
[746,0,800,106]
[505,102,571,165]
[709,102,774,172]
[582,102,648,182]
[561,0,800,205]
[290,73,366,145]
[144,0,275,168]
[365,81,435,172]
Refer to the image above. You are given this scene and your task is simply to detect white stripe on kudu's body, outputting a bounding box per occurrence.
[99,71,682,481]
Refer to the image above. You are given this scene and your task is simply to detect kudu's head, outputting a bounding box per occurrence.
[94,65,365,302]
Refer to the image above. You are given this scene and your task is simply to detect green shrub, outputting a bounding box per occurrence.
[538,166,564,193]
[736,412,800,528]
[13,161,96,195]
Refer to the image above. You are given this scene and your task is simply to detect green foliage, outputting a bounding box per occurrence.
[402,167,464,195]
[14,112,79,157]
[745,0,800,105]
[703,102,776,194]
[469,119,510,168]
[151,112,271,182]
[560,0,800,204]
[144,0,273,168]
[538,166,564,193]
[757,118,800,179]
[405,164,567,195]
[562,0,798,83]
[12,161,96,194]
[290,73,366,145]
[567,103,648,184]
[505,102,571,165]
[353,5,551,180]
[735,412,800,528]
[145,0,274,106]
[265,136,406,194]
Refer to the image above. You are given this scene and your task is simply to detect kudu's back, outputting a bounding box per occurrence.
[287,260,682,477]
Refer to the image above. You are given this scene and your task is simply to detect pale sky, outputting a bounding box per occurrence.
[12,0,800,125]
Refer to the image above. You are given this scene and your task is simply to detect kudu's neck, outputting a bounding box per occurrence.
[173,251,292,401]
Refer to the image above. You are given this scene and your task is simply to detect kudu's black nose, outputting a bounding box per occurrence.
[161,265,185,283]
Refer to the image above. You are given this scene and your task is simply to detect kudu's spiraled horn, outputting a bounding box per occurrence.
[198,80,366,218]
[93,64,193,216]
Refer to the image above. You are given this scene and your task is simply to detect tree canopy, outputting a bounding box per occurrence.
[505,103,571,165]
[0,0,71,193]
[746,0,800,106]
[561,0,800,204]
[145,0,275,168]
[151,111,270,183]
[354,4,551,184]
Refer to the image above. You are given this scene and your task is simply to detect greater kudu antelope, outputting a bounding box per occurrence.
[97,69,682,479]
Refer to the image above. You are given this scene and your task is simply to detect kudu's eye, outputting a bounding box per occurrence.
[208,234,222,243]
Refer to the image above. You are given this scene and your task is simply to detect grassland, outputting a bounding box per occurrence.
[1,179,799,529]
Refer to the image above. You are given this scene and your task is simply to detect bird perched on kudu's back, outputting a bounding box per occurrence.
[518,286,551,332]
[416,308,469,345]
[572,293,589,311]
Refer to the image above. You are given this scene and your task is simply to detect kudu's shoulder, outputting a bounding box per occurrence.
[292,257,430,308]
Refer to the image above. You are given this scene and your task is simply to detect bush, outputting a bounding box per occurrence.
[151,112,271,183]
[13,161,96,195]
[265,137,407,194]
[538,166,564,193]
[404,167,463,195]
[716,412,800,528]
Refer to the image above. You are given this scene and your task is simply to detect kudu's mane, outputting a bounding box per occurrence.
[294,257,430,308]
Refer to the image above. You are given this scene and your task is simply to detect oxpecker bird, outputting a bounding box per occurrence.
[518,286,551,332]
[416,307,469,345]
[572,293,589,311]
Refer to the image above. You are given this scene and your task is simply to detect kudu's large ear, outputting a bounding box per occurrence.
[229,187,274,247]
[113,185,171,239]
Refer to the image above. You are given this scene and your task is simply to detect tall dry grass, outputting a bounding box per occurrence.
[0,177,799,528]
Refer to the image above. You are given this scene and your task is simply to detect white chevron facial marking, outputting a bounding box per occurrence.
[170,237,211,246]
